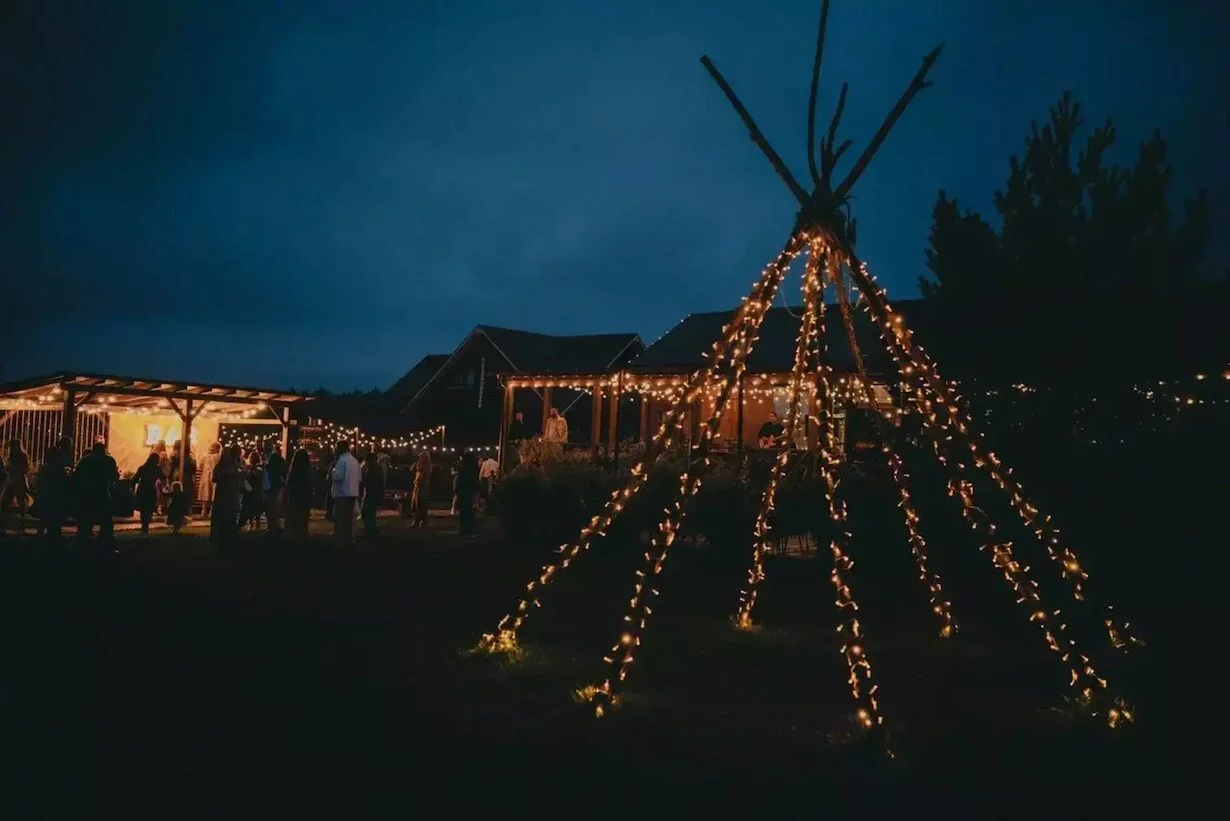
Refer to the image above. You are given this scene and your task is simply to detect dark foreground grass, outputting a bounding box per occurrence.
[0,513,1204,815]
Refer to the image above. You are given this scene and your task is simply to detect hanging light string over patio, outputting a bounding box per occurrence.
[831,255,957,639]
[735,247,825,630]
[310,422,446,450]
[850,259,1140,655]
[477,233,810,656]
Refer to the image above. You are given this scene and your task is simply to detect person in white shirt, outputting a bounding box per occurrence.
[478,454,499,510]
[543,407,568,443]
[330,441,361,545]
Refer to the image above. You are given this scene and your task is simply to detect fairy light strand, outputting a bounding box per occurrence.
[477,232,811,655]
[849,255,1129,724]
[811,244,888,739]
[830,250,957,638]
[735,245,824,629]
[848,257,1139,654]
[588,345,749,715]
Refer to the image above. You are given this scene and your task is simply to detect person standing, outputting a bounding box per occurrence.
[478,453,499,510]
[330,441,360,546]
[543,407,568,443]
[133,452,166,535]
[1,439,31,537]
[36,437,74,542]
[455,451,480,538]
[73,441,119,548]
[197,442,221,517]
[283,449,313,541]
[210,446,244,553]
[410,450,432,528]
[263,442,287,536]
[360,451,385,539]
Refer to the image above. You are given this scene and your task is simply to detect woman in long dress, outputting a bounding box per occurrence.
[410,450,431,528]
[197,442,221,516]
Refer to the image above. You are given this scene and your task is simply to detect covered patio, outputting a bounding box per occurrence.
[497,369,899,469]
[0,372,314,477]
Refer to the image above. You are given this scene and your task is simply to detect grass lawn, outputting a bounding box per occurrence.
[1,509,1195,815]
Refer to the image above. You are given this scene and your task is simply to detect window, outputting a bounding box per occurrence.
[450,365,477,389]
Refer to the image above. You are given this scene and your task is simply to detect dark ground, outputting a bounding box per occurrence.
[2,498,1208,818]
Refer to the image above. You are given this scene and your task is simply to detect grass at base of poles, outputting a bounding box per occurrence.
[471,630,526,662]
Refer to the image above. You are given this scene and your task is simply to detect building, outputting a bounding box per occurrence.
[0,372,314,475]
[400,326,643,445]
[498,300,937,465]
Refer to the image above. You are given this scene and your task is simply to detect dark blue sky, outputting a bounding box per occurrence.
[4,0,1226,390]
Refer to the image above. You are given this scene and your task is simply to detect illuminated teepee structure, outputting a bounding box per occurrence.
[477,0,1139,733]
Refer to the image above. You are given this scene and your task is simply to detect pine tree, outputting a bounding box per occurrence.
[920,92,1210,387]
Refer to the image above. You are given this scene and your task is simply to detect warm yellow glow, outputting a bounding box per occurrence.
[143,423,198,448]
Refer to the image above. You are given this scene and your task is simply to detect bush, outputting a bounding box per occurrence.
[495,451,623,547]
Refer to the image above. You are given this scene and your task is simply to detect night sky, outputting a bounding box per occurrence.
[5,0,1226,391]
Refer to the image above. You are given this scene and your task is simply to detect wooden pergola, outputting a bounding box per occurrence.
[0,371,315,476]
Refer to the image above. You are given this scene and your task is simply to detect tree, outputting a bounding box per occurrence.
[920,92,1210,387]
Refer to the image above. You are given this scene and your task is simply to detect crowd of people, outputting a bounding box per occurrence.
[0,433,501,547]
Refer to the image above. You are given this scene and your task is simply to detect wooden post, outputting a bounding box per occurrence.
[541,386,553,435]
[638,393,650,444]
[498,381,513,472]
[590,381,603,458]
[179,398,194,482]
[735,372,745,461]
[607,374,621,461]
[60,388,77,445]
[278,405,291,458]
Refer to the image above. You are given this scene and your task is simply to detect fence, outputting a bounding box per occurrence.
[0,409,109,469]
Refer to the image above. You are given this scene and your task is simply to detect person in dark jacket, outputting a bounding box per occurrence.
[36,437,74,542]
[263,443,287,536]
[74,441,119,547]
[133,452,166,534]
[360,452,385,538]
[455,451,480,538]
[284,449,313,540]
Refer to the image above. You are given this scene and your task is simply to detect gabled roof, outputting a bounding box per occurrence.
[477,326,643,373]
[402,326,643,411]
[387,354,449,402]
[629,300,933,375]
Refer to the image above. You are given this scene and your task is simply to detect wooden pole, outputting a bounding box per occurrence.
[607,373,621,461]
[498,383,512,471]
[541,386,553,435]
[179,398,194,482]
[60,388,77,449]
[638,393,650,445]
[735,371,745,461]
[279,405,291,458]
[590,382,603,458]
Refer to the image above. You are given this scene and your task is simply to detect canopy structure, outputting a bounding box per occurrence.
[497,368,896,469]
[0,371,315,474]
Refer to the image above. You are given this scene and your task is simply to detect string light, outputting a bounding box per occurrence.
[847,253,1133,723]
[735,247,823,629]
[809,243,888,740]
[477,232,811,657]
[856,262,1139,650]
[308,422,446,450]
[830,252,957,639]
[585,238,801,715]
